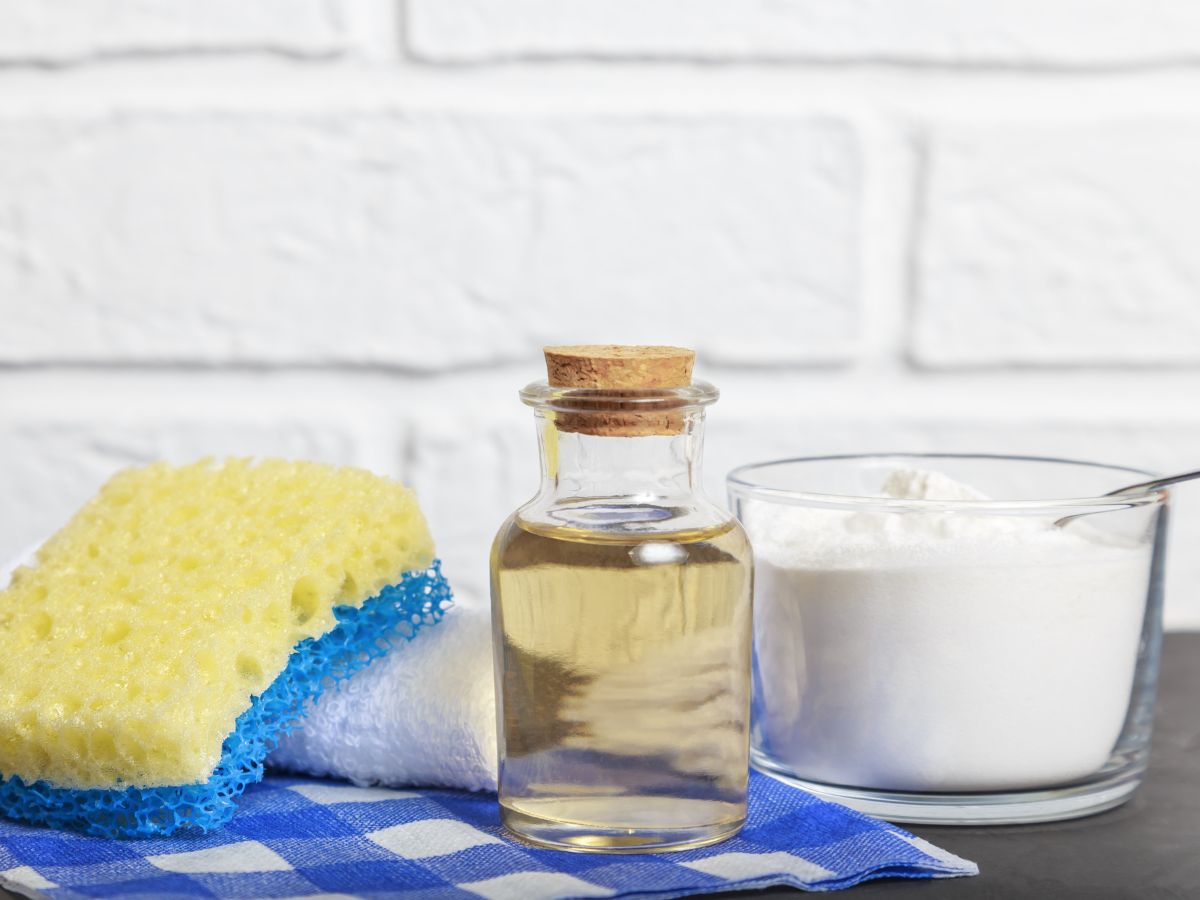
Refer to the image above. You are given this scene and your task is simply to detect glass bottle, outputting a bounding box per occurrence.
[490,345,753,853]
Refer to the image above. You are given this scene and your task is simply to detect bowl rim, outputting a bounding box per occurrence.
[725,452,1167,512]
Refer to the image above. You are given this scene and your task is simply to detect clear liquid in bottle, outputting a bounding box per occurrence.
[491,515,752,852]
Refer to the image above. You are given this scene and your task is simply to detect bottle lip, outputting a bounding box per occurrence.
[520,379,719,413]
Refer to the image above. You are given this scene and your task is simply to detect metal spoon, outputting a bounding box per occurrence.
[1055,468,1200,527]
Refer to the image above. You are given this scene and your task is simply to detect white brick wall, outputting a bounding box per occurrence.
[0,0,346,63]
[408,0,1200,65]
[914,124,1200,366]
[0,113,857,367]
[1,2,1198,628]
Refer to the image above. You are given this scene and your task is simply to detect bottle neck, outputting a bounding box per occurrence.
[535,409,705,502]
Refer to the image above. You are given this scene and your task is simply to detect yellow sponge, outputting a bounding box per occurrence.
[0,458,434,791]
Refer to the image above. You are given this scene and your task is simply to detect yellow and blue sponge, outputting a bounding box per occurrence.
[0,458,450,837]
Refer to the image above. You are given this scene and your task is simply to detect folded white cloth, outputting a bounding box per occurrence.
[270,600,498,793]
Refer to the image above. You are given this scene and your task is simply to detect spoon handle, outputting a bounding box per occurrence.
[1054,467,1200,528]
[1105,468,1200,498]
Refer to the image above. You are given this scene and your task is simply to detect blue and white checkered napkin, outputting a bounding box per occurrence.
[0,772,976,899]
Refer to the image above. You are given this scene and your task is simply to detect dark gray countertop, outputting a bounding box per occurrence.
[736,631,1200,900]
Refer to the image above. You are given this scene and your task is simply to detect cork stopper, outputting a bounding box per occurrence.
[542,345,696,437]
[544,345,695,391]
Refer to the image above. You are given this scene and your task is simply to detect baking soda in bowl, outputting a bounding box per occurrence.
[745,469,1153,793]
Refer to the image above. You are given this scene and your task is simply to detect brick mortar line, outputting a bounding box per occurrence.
[9,62,1200,100]
[10,48,1200,75]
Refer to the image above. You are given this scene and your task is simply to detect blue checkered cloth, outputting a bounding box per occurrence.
[0,771,975,898]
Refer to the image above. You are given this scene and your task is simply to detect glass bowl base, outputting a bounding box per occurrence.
[752,754,1146,826]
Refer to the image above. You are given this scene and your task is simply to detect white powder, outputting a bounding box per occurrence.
[745,468,1152,793]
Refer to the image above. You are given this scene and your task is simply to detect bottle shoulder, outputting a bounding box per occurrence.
[498,494,745,548]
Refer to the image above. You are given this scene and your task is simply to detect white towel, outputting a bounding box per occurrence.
[270,600,499,792]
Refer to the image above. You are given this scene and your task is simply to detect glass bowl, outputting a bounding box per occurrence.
[727,453,1168,825]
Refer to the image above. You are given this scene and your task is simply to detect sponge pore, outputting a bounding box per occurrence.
[0,563,451,838]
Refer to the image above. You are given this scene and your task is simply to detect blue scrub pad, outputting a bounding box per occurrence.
[0,563,451,839]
